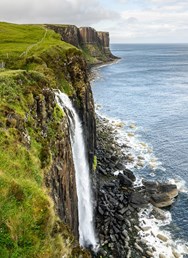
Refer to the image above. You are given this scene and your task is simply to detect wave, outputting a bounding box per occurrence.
[139,205,188,258]
[95,108,188,257]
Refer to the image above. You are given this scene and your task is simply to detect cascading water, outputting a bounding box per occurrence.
[55,91,97,248]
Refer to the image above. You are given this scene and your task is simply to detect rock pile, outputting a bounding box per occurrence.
[95,115,179,258]
[143,180,178,208]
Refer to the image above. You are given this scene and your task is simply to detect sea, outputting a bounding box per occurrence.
[91,44,188,257]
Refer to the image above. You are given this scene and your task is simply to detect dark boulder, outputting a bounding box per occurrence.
[116,163,125,170]
[118,173,133,188]
[150,193,174,208]
[123,169,136,182]
[158,183,178,198]
[130,192,149,207]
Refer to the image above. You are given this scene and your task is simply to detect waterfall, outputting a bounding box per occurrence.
[55,91,97,248]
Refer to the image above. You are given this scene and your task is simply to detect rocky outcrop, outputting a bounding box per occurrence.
[46,24,80,48]
[143,180,178,208]
[46,24,117,63]
[79,27,99,44]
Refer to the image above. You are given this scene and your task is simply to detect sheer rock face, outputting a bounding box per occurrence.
[29,89,79,237]
[46,24,80,48]
[47,24,117,62]
[32,52,96,238]
[79,27,100,44]
[97,31,109,48]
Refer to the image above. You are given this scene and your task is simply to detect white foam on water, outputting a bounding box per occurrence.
[96,113,188,257]
[97,113,164,173]
[138,205,188,257]
[168,177,188,193]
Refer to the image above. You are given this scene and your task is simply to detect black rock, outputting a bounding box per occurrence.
[118,173,133,187]
[98,206,104,215]
[98,166,107,175]
[123,169,136,182]
[130,192,149,207]
[103,182,116,188]
[150,193,171,203]
[110,234,116,242]
[118,207,127,215]
[111,155,118,162]
[122,229,128,238]
[142,180,158,189]
[116,214,124,221]
[116,163,125,170]
[109,196,119,206]
[158,183,177,194]
[113,225,120,234]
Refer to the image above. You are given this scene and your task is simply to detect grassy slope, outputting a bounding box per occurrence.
[0,22,73,61]
[0,22,90,257]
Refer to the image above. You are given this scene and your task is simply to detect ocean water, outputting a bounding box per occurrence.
[92,44,188,251]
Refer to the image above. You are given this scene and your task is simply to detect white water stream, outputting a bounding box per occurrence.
[55,91,97,248]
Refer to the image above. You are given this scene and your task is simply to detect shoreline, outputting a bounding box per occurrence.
[94,114,188,258]
[91,56,188,257]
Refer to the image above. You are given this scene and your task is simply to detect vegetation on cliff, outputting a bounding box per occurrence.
[0,22,92,257]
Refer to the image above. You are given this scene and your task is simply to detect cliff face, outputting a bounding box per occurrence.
[46,24,80,48]
[47,24,117,64]
[34,51,96,236]
[0,22,95,257]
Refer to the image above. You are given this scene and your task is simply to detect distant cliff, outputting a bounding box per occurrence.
[46,24,117,64]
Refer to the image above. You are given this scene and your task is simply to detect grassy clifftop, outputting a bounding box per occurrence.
[0,22,75,65]
[0,22,91,257]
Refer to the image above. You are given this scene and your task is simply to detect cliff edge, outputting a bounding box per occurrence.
[0,22,97,257]
[46,24,118,64]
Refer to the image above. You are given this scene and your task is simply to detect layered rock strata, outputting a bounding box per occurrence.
[46,24,117,63]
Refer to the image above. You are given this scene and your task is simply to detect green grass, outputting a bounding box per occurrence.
[0,22,75,63]
[0,22,83,96]
[0,70,75,257]
[0,22,92,257]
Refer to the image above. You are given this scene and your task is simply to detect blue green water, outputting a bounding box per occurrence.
[92,44,188,245]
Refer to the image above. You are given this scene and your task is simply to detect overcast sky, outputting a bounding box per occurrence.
[1,0,188,43]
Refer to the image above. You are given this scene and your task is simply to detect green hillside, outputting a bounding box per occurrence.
[0,22,74,64]
[0,22,90,257]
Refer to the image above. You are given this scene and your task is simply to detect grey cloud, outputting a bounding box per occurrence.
[0,0,118,26]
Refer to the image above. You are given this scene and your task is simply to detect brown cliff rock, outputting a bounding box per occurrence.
[47,24,80,48]
[46,24,118,64]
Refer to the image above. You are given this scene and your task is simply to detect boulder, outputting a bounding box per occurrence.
[143,180,179,208]
[116,163,125,170]
[159,254,166,258]
[123,169,136,182]
[130,192,149,207]
[118,173,133,187]
[158,183,178,198]
[157,234,168,242]
[142,180,158,194]
[150,193,174,208]
[150,207,167,220]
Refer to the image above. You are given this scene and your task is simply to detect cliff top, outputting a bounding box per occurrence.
[0,22,79,67]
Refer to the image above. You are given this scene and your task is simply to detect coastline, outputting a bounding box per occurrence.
[92,62,188,257]
[94,114,188,258]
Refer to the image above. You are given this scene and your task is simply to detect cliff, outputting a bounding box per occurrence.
[46,24,117,64]
[0,22,95,257]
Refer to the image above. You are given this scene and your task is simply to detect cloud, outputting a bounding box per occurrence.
[0,0,187,42]
[0,0,118,26]
[110,7,188,42]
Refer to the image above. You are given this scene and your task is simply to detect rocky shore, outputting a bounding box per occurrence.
[94,115,182,258]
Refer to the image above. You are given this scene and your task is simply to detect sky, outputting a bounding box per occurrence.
[0,0,188,43]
